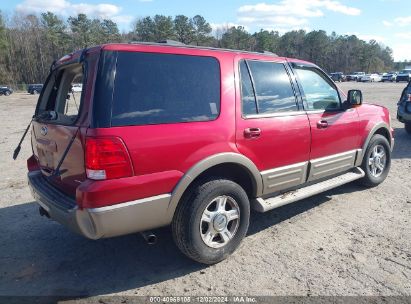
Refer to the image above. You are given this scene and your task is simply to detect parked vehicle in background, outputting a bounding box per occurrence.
[397,81,411,134]
[28,84,43,94]
[396,69,411,82]
[71,83,82,92]
[361,74,382,82]
[330,72,346,82]
[382,72,397,82]
[26,42,394,264]
[347,72,365,81]
[0,86,13,96]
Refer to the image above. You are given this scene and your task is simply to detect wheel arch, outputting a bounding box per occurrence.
[358,122,393,165]
[165,153,263,221]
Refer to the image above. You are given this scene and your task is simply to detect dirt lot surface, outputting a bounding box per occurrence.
[0,82,410,299]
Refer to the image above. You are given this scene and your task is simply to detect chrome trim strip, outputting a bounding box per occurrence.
[261,161,308,195]
[87,194,171,213]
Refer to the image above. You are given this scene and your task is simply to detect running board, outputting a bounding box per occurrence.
[253,168,365,212]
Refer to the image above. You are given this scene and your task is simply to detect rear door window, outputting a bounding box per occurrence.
[111,52,221,126]
[239,60,298,116]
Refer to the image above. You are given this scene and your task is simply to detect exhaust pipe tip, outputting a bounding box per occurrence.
[140,231,157,245]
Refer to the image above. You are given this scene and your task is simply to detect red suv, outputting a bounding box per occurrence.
[27,42,394,264]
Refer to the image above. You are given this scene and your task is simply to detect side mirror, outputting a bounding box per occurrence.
[347,89,362,107]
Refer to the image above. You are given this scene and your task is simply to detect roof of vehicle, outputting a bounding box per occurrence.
[54,41,314,68]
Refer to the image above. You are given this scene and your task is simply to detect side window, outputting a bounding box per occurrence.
[239,61,257,116]
[246,61,298,114]
[111,52,220,126]
[294,67,341,111]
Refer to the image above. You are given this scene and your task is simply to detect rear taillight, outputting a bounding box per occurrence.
[85,137,133,180]
[408,94,411,102]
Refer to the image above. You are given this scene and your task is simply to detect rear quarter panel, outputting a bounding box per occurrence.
[86,46,239,205]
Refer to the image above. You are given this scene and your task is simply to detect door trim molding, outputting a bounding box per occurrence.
[261,161,308,195]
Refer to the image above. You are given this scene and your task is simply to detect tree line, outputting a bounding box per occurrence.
[0,11,404,87]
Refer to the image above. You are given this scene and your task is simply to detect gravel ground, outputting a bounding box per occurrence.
[0,82,410,299]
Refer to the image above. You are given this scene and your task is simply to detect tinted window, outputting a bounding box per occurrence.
[246,61,297,114]
[239,61,257,116]
[111,52,220,126]
[294,67,340,111]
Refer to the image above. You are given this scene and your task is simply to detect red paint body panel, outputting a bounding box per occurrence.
[76,170,183,208]
[28,43,393,210]
[356,103,393,146]
[307,109,361,159]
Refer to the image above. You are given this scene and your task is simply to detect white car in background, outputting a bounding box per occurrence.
[361,74,382,82]
[347,71,365,81]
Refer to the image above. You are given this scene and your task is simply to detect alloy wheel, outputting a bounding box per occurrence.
[200,195,240,248]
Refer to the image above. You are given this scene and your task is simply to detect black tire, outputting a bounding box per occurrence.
[5,91,10,96]
[405,122,411,134]
[360,134,391,187]
[172,178,250,264]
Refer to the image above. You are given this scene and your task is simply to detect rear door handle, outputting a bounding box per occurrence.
[317,120,329,129]
[244,128,261,139]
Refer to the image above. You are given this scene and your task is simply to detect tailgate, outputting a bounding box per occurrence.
[31,61,88,197]
[31,123,87,196]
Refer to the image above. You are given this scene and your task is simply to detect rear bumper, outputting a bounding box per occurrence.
[28,171,172,239]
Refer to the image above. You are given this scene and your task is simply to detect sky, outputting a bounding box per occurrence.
[2,0,411,61]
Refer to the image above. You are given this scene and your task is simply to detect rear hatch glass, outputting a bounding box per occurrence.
[31,63,86,196]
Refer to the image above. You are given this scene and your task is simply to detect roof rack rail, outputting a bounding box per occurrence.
[126,41,281,57]
[157,40,186,45]
[128,40,186,46]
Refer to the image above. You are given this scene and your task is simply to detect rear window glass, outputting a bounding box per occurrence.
[111,52,221,126]
[37,64,83,125]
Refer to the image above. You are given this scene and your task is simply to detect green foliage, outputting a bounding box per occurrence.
[68,13,92,48]
[135,16,155,41]
[253,29,279,53]
[221,26,255,50]
[174,15,194,44]
[192,15,212,46]
[0,11,397,86]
